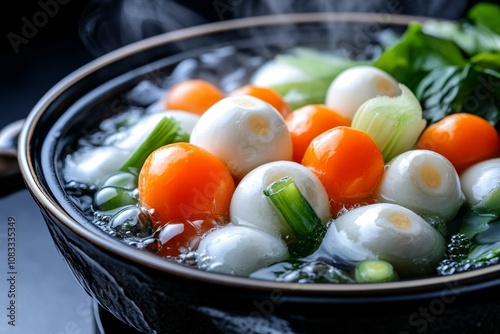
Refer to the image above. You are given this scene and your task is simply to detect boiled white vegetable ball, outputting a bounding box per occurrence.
[375,149,465,222]
[190,95,293,180]
[320,203,445,277]
[325,66,401,120]
[460,158,500,207]
[196,224,290,276]
[230,160,331,238]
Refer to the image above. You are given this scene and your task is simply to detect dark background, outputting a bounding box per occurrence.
[0,0,494,131]
[0,1,498,333]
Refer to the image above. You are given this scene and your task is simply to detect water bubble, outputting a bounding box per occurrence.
[108,206,152,238]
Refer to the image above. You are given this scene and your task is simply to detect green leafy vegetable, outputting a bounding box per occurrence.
[373,3,500,127]
[421,20,500,56]
[459,209,497,238]
[374,23,468,92]
[468,2,500,35]
[473,186,500,217]
[270,48,369,110]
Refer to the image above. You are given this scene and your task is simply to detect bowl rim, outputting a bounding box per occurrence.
[17,11,500,298]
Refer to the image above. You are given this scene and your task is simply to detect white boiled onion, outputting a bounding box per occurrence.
[320,203,445,277]
[460,158,500,207]
[325,66,401,120]
[250,59,311,88]
[375,149,465,222]
[230,160,331,238]
[190,95,292,180]
[196,224,290,276]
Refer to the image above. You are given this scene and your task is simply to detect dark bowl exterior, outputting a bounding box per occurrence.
[18,13,500,333]
[37,205,500,333]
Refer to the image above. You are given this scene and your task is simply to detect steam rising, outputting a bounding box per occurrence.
[79,0,469,57]
[79,0,208,56]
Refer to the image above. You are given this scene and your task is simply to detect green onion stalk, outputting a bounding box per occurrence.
[263,176,326,257]
[120,116,184,173]
[355,259,399,283]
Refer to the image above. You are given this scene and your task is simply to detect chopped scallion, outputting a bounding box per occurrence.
[120,117,183,173]
[355,259,399,283]
[263,176,326,257]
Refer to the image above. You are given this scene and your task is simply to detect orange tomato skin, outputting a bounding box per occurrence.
[285,104,351,163]
[156,220,201,258]
[229,84,291,118]
[138,142,235,230]
[416,113,500,174]
[301,126,385,214]
[155,218,221,258]
[163,79,225,115]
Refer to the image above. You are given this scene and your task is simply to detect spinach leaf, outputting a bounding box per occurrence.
[415,65,464,123]
[373,23,467,92]
[421,19,500,56]
[468,2,500,35]
[471,52,500,72]
[416,64,500,126]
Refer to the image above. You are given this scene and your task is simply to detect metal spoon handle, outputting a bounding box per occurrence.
[0,119,25,196]
[0,119,24,157]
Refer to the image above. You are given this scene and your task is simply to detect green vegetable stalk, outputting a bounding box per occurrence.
[268,48,369,110]
[120,116,183,173]
[263,176,326,257]
[351,84,427,162]
[355,260,399,283]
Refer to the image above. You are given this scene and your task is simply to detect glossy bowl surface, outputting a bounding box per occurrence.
[18,13,500,333]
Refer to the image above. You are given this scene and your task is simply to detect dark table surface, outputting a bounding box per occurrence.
[1,2,97,333]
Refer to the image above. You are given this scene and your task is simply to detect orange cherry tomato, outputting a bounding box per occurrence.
[285,104,351,163]
[301,126,385,215]
[229,84,291,118]
[138,142,235,231]
[416,113,500,174]
[163,79,225,115]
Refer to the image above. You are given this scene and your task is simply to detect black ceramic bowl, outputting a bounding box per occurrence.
[17,13,500,334]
